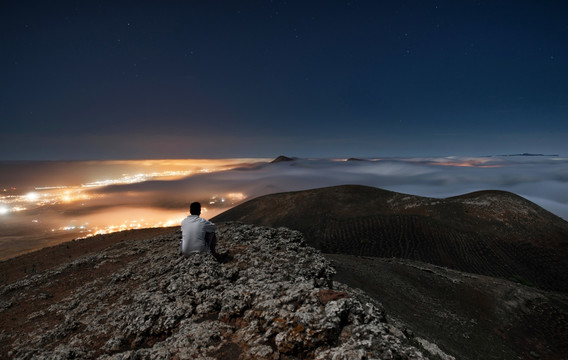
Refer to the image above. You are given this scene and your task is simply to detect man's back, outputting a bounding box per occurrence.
[180,215,217,255]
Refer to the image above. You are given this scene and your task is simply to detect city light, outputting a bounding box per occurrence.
[227,192,246,201]
[25,192,40,201]
[424,158,504,168]
[78,216,186,238]
[80,170,194,188]
[0,205,9,215]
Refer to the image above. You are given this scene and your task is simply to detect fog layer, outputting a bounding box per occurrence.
[97,156,568,221]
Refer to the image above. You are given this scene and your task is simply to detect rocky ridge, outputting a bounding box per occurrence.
[0,223,440,359]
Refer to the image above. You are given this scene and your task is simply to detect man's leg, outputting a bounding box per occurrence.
[205,232,218,258]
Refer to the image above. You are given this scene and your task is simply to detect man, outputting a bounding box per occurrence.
[180,202,218,258]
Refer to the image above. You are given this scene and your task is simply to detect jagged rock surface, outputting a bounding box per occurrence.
[0,223,431,359]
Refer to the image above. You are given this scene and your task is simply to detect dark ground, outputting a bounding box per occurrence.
[0,227,176,285]
[326,254,568,360]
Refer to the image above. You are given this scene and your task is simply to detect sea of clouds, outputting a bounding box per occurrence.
[94,156,568,221]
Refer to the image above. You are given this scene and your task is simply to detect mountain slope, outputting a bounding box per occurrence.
[327,254,568,360]
[0,224,432,359]
[212,185,568,292]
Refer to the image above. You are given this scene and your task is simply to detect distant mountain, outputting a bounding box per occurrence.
[213,185,568,292]
[270,155,296,163]
[493,153,559,157]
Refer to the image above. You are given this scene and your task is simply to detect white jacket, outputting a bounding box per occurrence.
[180,215,217,255]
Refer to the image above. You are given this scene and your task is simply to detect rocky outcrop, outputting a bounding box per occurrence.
[0,223,434,359]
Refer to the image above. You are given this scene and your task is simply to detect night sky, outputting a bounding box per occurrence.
[2,1,567,160]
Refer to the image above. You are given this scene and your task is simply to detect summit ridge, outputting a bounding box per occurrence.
[0,224,437,359]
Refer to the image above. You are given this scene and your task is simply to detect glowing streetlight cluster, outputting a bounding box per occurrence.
[80,170,194,188]
[0,187,96,215]
[53,192,246,239]
[47,217,186,238]
[25,192,40,201]
[0,168,204,216]
[79,217,186,238]
[208,192,247,206]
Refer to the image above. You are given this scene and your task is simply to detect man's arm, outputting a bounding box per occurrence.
[203,222,216,233]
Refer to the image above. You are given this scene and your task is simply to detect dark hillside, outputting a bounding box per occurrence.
[327,254,568,360]
[213,185,568,292]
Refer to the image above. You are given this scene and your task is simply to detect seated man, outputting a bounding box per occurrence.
[180,202,218,258]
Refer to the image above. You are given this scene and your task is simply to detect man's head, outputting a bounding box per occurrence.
[190,202,201,216]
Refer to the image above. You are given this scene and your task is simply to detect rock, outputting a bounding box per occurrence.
[1,223,431,359]
[317,289,349,305]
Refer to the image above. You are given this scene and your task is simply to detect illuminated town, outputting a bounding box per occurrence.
[0,163,250,250]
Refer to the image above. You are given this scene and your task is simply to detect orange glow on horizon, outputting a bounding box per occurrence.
[425,160,504,168]
[0,158,261,257]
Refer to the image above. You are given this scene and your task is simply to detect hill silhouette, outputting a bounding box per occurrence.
[270,155,296,163]
[213,185,568,292]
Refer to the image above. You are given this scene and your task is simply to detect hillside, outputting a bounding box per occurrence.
[212,185,568,292]
[0,224,434,359]
[1,220,566,359]
[327,254,568,360]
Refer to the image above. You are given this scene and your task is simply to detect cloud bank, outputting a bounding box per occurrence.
[95,156,568,221]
